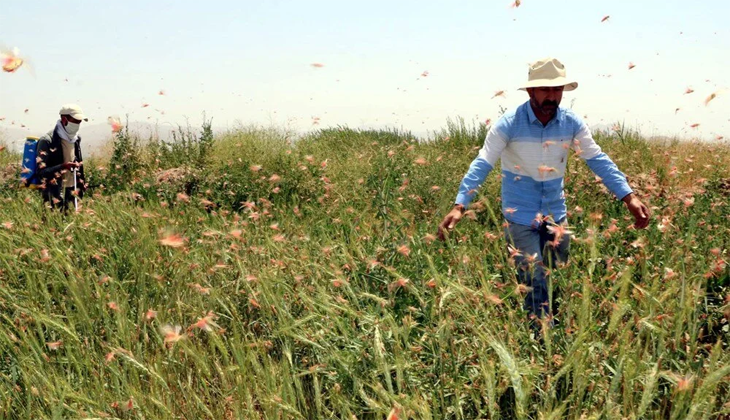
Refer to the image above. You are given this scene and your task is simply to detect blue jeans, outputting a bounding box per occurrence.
[503,219,570,319]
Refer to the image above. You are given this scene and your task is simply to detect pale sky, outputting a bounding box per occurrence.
[1,0,728,141]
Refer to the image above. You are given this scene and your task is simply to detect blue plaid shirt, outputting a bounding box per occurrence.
[455,101,633,226]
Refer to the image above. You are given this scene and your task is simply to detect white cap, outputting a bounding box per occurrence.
[59,104,88,121]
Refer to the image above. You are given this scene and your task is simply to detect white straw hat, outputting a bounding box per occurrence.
[519,57,578,91]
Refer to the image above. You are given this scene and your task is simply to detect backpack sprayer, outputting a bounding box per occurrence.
[20,136,41,188]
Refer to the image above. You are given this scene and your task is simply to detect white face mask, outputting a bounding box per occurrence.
[64,121,80,138]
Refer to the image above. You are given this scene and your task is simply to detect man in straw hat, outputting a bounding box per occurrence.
[438,58,650,336]
[36,104,88,212]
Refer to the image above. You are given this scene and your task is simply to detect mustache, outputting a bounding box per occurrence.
[541,100,558,107]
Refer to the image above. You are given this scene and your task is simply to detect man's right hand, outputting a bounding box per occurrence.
[437,204,465,241]
[62,162,81,170]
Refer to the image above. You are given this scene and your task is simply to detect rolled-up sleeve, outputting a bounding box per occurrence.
[455,126,508,207]
[573,123,633,200]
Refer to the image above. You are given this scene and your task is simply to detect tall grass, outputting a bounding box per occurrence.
[0,121,728,419]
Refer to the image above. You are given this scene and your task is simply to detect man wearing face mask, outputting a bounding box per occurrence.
[36,104,87,211]
[437,58,651,339]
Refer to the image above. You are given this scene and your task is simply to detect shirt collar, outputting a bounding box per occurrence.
[525,101,565,127]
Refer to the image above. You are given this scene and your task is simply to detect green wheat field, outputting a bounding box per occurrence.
[0,120,729,419]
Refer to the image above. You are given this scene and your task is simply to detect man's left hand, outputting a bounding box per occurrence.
[622,193,650,229]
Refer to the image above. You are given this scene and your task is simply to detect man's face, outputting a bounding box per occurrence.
[61,115,83,127]
[527,86,564,117]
